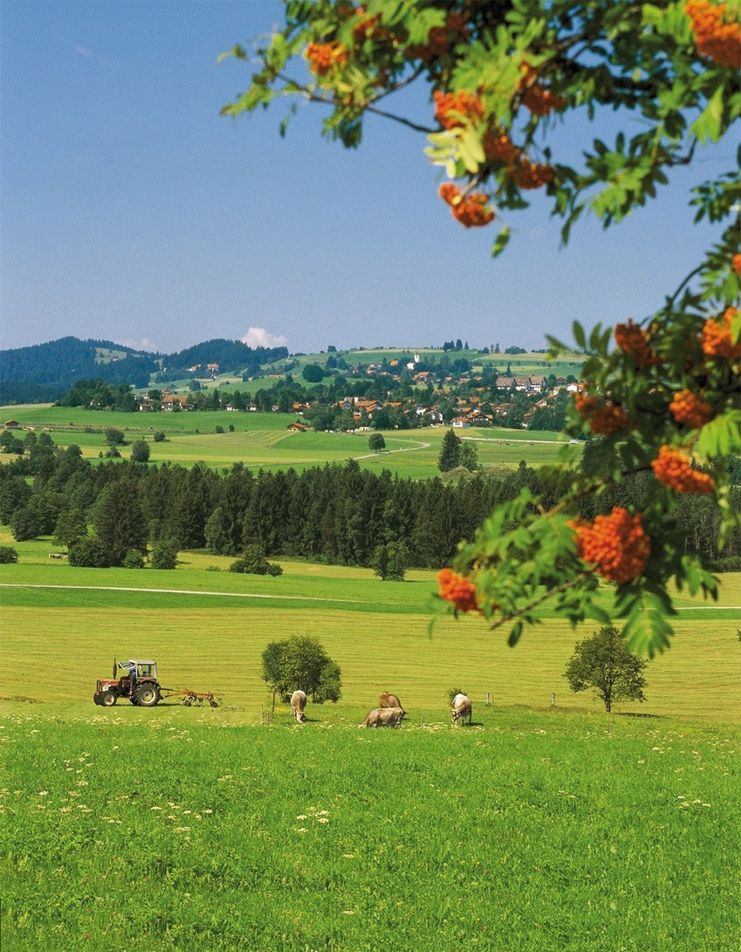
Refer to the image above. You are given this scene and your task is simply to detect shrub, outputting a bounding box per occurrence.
[715,556,741,573]
[215,425,225,434]
[130,440,150,463]
[150,540,178,570]
[230,542,282,576]
[153,431,166,443]
[122,549,145,569]
[0,545,19,564]
[68,537,111,568]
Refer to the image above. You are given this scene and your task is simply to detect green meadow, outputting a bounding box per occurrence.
[0,405,572,475]
[1,535,739,949]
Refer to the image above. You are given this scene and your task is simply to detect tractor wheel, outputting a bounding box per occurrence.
[93,693,102,706]
[135,684,160,708]
[101,692,117,707]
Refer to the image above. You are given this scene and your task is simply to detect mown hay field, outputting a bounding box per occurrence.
[0,405,571,475]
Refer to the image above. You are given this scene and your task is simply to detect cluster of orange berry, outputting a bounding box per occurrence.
[615,320,662,367]
[519,65,565,116]
[700,307,741,359]
[733,254,741,276]
[669,389,713,429]
[574,392,630,435]
[652,445,716,494]
[438,183,495,228]
[573,508,650,584]
[514,158,555,189]
[685,1,741,69]
[306,41,348,76]
[437,568,480,613]
[433,89,485,129]
[406,11,469,60]
[483,129,520,166]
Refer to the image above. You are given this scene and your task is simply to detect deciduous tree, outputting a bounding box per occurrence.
[565,625,648,712]
[223,0,740,654]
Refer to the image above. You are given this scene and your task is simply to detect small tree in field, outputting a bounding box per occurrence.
[130,440,150,463]
[368,433,385,452]
[372,541,408,581]
[564,626,647,713]
[150,539,178,570]
[261,635,342,713]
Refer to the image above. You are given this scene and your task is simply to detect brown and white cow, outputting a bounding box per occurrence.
[290,689,307,723]
[361,707,405,728]
[451,692,472,726]
[378,691,404,713]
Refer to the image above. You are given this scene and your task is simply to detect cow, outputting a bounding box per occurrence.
[378,691,404,713]
[290,689,307,723]
[451,693,472,726]
[360,707,405,728]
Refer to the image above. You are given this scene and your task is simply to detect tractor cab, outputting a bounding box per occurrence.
[117,659,158,681]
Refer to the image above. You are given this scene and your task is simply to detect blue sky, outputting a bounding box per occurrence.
[0,1,731,355]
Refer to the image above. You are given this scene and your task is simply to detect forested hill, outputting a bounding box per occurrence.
[0,337,159,404]
[166,339,288,373]
[0,336,289,405]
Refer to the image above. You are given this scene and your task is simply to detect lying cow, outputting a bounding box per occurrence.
[290,689,307,723]
[361,707,405,728]
[378,691,404,713]
[451,693,472,726]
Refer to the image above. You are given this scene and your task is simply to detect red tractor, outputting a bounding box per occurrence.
[93,659,162,708]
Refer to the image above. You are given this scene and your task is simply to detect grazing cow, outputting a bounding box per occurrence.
[451,693,472,726]
[378,691,404,713]
[290,689,307,723]
[361,707,405,728]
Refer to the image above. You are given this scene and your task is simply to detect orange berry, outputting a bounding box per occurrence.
[573,508,650,584]
[652,445,716,494]
[433,89,485,129]
[615,320,662,367]
[574,392,630,436]
[482,129,520,166]
[513,158,554,189]
[669,389,713,429]
[306,42,348,76]
[685,1,741,69]
[700,307,741,359]
[437,568,480,613]
[732,253,741,277]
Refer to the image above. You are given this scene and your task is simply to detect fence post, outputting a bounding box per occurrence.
[551,692,556,707]
[485,692,491,706]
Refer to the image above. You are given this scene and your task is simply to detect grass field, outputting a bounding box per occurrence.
[1,710,738,951]
[0,405,572,476]
[1,535,739,949]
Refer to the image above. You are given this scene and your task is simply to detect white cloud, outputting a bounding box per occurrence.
[117,337,158,353]
[241,326,288,349]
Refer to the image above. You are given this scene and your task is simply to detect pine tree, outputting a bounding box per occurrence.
[438,429,461,472]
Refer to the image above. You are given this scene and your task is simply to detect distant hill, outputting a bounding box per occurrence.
[165,339,288,374]
[0,337,160,404]
[0,336,290,404]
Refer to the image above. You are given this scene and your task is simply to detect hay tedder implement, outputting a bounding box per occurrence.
[93,659,222,708]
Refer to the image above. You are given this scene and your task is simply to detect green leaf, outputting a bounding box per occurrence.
[572,321,586,349]
[690,84,725,144]
[491,226,511,258]
[507,620,524,647]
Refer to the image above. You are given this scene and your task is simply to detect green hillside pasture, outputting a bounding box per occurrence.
[0,711,738,951]
[0,404,572,474]
[1,556,739,722]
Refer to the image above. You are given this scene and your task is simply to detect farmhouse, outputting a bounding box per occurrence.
[287,421,308,432]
